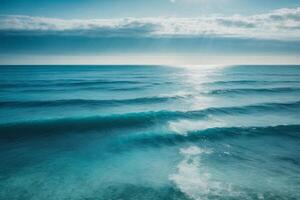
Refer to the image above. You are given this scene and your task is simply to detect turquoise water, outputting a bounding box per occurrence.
[0,65,300,200]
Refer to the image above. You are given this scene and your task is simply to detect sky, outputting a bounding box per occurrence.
[0,0,300,64]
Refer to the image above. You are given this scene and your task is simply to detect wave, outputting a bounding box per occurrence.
[0,80,172,90]
[203,80,300,85]
[207,87,300,95]
[108,86,150,91]
[3,85,151,93]
[1,101,300,138]
[124,125,300,149]
[1,97,299,110]
[0,80,144,88]
[220,72,300,77]
[0,96,180,108]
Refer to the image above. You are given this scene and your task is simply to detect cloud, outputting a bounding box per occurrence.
[216,18,256,28]
[0,7,300,40]
[0,16,161,37]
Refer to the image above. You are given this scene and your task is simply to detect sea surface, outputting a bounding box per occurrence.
[0,65,300,200]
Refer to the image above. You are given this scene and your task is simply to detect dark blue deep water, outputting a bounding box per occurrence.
[0,65,300,200]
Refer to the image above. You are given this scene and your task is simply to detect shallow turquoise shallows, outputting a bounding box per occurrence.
[0,65,300,200]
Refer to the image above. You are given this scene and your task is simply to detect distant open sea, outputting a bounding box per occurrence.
[0,65,300,200]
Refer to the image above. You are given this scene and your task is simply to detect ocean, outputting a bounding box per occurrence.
[0,65,299,200]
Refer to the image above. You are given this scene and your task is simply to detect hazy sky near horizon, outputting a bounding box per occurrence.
[0,0,300,64]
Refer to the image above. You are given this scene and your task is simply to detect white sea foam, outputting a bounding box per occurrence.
[168,118,226,135]
[168,112,300,135]
[169,146,233,200]
[180,146,208,156]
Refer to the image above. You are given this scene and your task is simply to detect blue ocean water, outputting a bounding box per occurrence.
[0,65,300,200]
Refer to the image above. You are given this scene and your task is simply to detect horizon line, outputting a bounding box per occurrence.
[1,55,300,66]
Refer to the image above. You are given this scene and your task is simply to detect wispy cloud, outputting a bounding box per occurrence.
[0,7,300,40]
